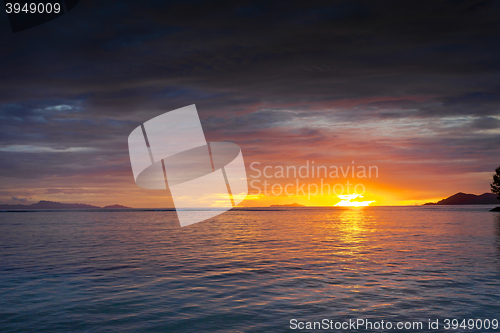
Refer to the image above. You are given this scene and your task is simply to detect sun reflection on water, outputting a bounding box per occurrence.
[337,208,368,244]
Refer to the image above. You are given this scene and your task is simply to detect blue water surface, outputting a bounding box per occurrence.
[1,206,500,332]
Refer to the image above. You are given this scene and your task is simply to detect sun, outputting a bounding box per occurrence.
[334,194,375,207]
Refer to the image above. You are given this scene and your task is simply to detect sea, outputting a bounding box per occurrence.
[1,206,500,332]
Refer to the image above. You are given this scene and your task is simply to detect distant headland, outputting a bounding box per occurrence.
[0,200,132,210]
[269,203,306,207]
[423,192,499,205]
[102,204,132,209]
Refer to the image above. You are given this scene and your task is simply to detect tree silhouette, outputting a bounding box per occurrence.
[491,165,500,200]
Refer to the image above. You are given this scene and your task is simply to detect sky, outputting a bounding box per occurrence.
[1,0,500,207]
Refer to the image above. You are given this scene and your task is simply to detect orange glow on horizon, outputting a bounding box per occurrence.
[10,173,481,209]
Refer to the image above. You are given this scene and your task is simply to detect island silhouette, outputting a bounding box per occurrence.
[424,192,499,205]
[269,203,306,207]
[0,200,132,210]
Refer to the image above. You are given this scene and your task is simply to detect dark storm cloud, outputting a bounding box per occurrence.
[1,0,500,198]
[2,0,500,114]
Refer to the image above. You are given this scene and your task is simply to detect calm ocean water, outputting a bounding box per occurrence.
[1,206,500,332]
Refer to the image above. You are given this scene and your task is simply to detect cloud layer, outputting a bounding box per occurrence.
[1,0,499,206]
